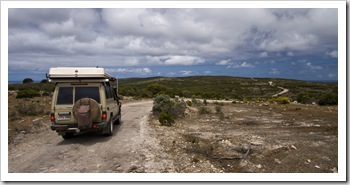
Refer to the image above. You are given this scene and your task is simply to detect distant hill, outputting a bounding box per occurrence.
[118,76,337,102]
[8,75,337,105]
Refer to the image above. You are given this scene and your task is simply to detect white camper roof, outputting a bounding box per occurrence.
[48,67,118,91]
[48,67,114,79]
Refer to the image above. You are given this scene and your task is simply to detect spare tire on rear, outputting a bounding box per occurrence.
[73,98,101,129]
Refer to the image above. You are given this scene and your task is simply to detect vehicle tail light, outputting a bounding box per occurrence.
[102,111,107,120]
[50,113,55,121]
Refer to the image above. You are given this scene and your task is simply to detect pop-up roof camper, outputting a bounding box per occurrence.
[47,67,118,92]
[48,67,116,80]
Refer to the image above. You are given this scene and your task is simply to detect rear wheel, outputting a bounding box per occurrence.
[114,114,121,125]
[114,107,122,125]
[62,132,74,139]
[104,119,114,136]
[116,116,121,125]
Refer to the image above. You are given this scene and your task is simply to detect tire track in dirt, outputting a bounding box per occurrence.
[8,100,174,173]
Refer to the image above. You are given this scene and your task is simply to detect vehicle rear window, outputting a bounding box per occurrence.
[75,87,100,103]
[57,87,73,105]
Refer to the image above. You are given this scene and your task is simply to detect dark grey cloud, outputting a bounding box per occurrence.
[8,8,338,79]
[9,8,71,28]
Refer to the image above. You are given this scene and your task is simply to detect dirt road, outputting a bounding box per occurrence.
[8,100,175,173]
[272,87,289,97]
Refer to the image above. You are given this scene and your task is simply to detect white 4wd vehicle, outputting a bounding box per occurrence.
[48,67,122,139]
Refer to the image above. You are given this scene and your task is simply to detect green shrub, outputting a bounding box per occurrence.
[16,89,41,99]
[203,99,208,106]
[218,111,225,120]
[215,105,222,113]
[9,111,19,121]
[170,101,186,118]
[22,78,33,84]
[152,94,185,119]
[159,112,175,126]
[147,84,170,97]
[198,106,211,115]
[191,96,204,106]
[296,93,316,104]
[16,102,44,116]
[215,105,225,120]
[186,100,192,106]
[270,96,291,104]
[213,101,224,106]
[276,96,290,104]
[42,91,50,96]
[153,94,173,115]
[318,93,337,105]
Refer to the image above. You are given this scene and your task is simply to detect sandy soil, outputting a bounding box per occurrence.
[8,100,174,173]
[8,97,338,174]
[149,102,338,173]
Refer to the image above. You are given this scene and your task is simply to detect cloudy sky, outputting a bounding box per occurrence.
[8,8,338,81]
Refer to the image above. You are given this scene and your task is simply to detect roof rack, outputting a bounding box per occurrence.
[47,67,116,82]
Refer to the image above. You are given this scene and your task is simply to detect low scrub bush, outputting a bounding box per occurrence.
[318,93,337,106]
[186,100,192,106]
[269,96,291,104]
[191,96,204,106]
[198,106,211,115]
[203,99,208,106]
[9,111,20,121]
[42,91,50,96]
[296,93,316,104]
[215,105,222,113]
[153,94,186,125]
[159,112,175,126]
[16,89,41,99]
[213,101,224,106]
[16,102,44,116]
[215,105,225,120]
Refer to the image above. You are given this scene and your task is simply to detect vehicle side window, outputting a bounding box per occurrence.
[75,87,100,103]
[57,87,73,105]
[104,83,112,99]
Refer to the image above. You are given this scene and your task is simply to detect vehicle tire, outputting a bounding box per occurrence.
[104,119,113,136]
[62,132,74,139]
[114,111,121,125]
[114,115,121,125]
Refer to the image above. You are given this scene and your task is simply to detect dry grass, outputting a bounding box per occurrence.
[150,102,338,173]
[8,95,52,143]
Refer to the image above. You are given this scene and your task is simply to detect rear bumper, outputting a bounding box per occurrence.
[51,121,108,132]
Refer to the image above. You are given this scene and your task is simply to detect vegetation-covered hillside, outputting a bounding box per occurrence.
[119,76,337,105]
[8,76,338,105]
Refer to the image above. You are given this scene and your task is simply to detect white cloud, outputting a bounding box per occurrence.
[216,59,231,65]
[328,73,335,78]
[147,55,205,66]
[204,71,212,74]
[228,62,254,69]
[7,8,338,80]
[269,68,280,75]
[259,51,269,58]
[108,67,152,74]
[326,50,338,58]
[306,62,323,70]
[180,71,192,75]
